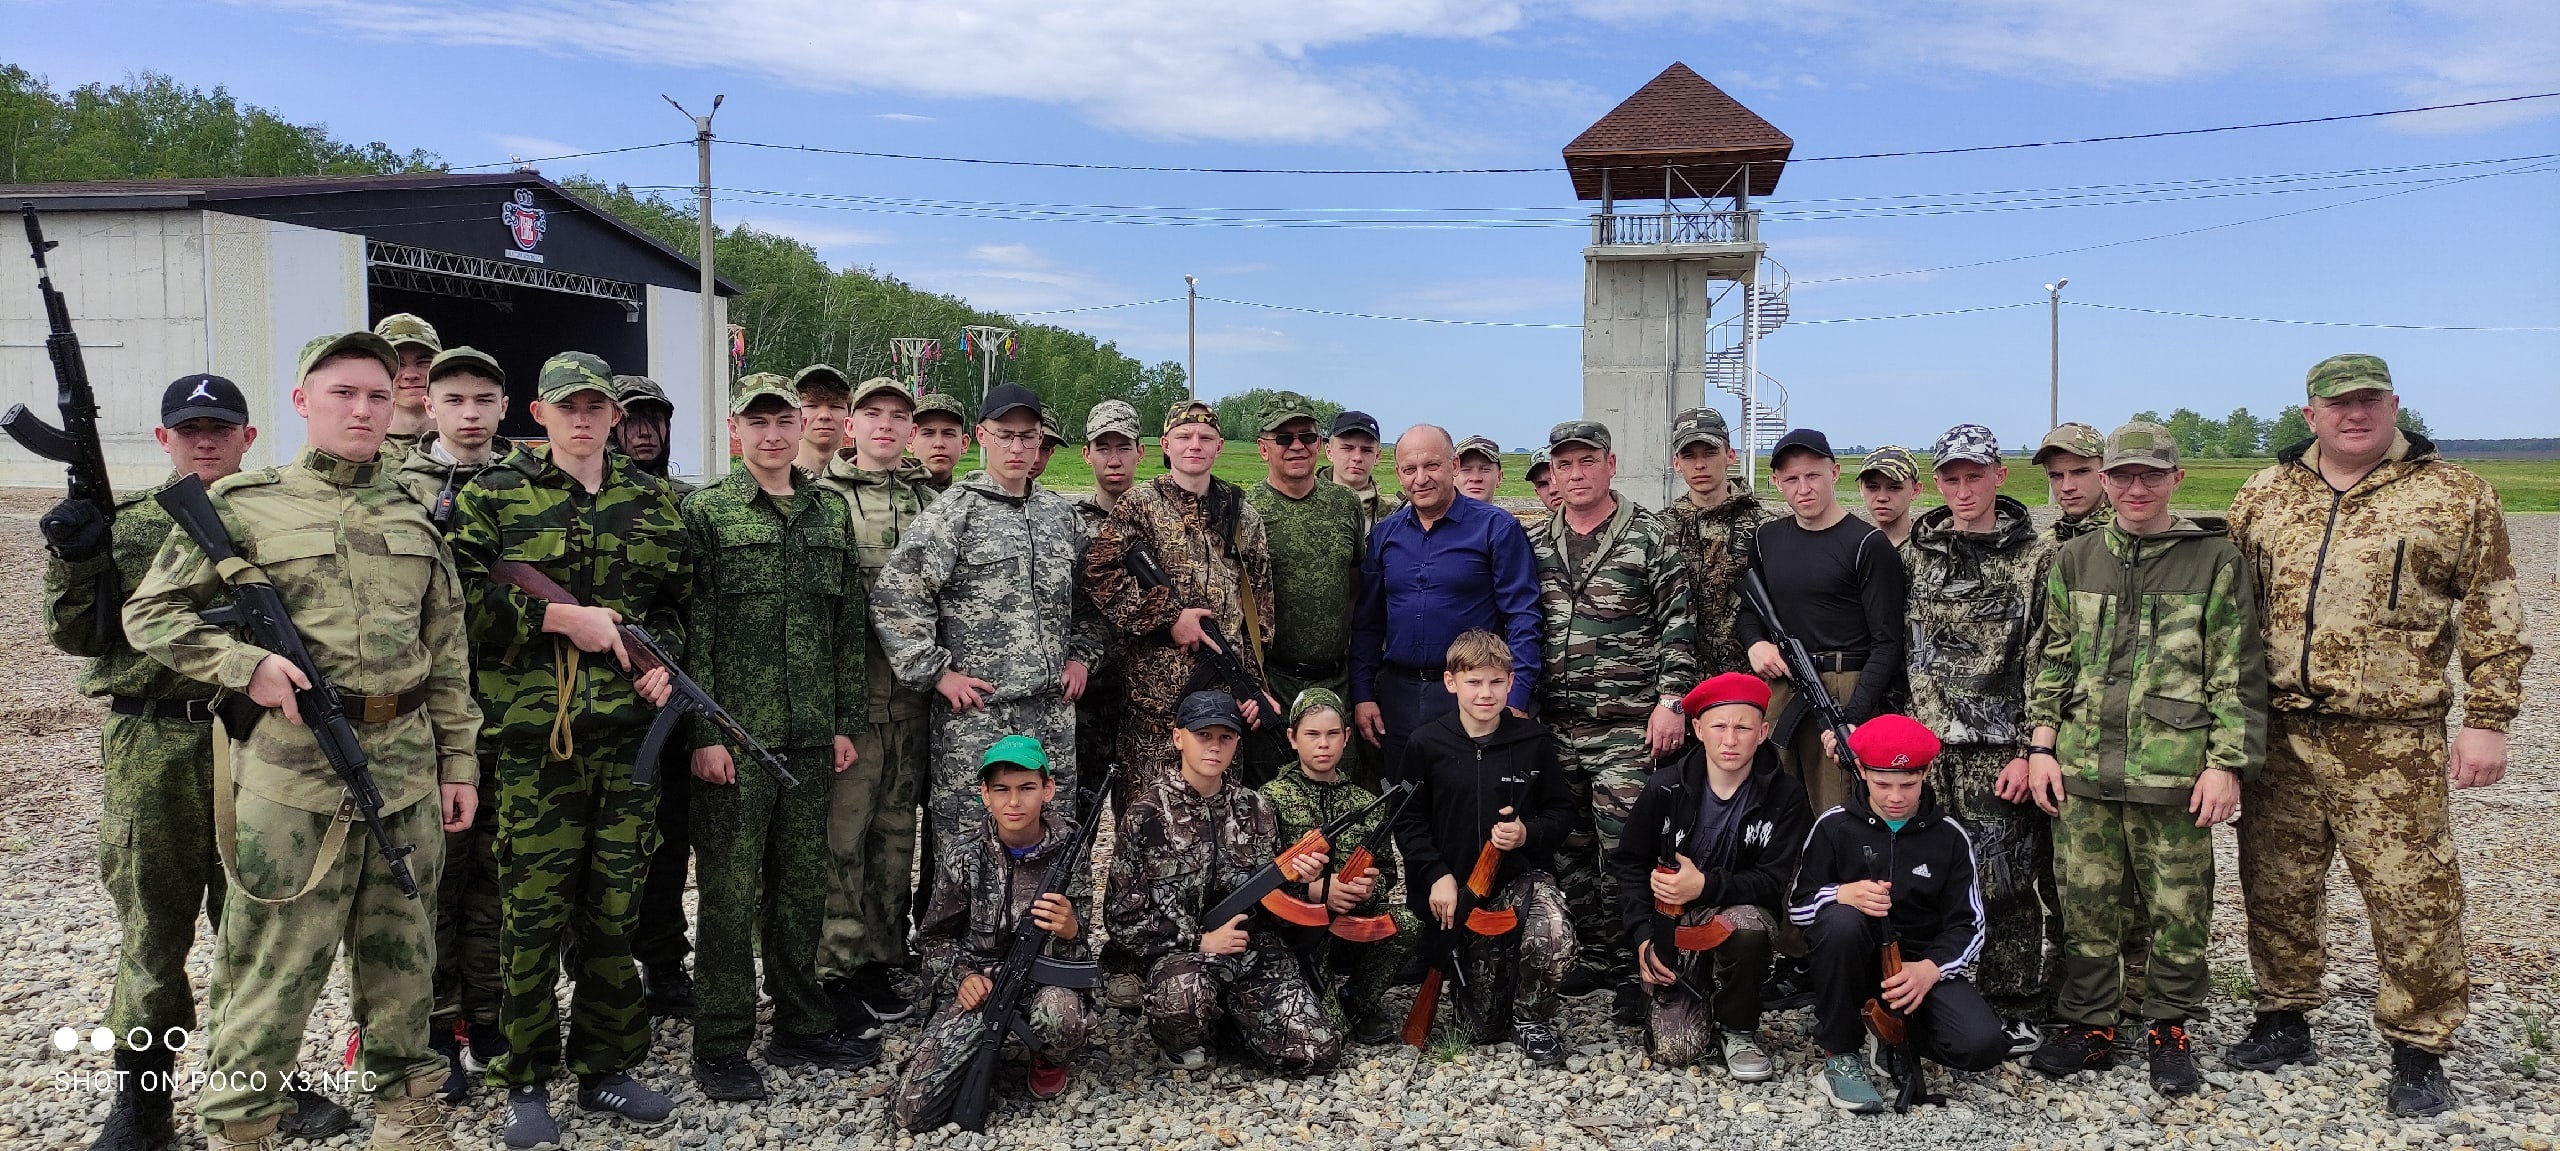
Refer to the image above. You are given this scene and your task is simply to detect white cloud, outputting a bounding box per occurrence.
[1383,276,1576,319]
[485,133,583,160]
[731,216,890,250]
[903,242,1127,315]
[873,112,932,123]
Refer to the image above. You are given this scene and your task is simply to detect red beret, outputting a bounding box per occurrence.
[1847,714,1941,773]
[1680,671,1772,717]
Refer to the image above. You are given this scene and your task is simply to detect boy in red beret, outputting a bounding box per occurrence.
[1790,714,2012,1112]
[1607,672,1810,1080]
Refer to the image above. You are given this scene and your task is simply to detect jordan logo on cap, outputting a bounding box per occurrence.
[187,380,217,402]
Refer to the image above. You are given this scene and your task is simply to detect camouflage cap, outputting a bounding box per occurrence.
[914,390,969,424]
[1040,405,1066,447]
[1163,399,1219,434]
[2102,420,2179,472]
[730,371,798,416]
[372,313,441,354]
[612,373,670,409]
[1457,434,1507,463]
[790,364,852,398]
[1546,421,1610,454]
[1256,391,1320,435]
[2305,353,2394,399]
[430,346,506,386]
[1857,445,1918,485]
[1929,423,2002,470]
[1085,399,1141,443]
[296,330,399,382]
[1525,446,1553,479]
[2033,422,2105,465]
[847,375,913,411]
[1287,686,1348,727]
[536,351,618,404]
[1671,406,1730,453]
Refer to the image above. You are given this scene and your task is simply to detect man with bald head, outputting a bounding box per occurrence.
[1350,424,1542,780]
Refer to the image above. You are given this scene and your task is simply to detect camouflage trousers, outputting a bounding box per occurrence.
[97,713,222,1044]
[1642,904,1776,1066]
[927,693,1078,870]
[487,731,659,1087]
[891,984,1095,1132]
[693,744,836,1059]
[821,711,926,978]
[432,775,501,1026]
[1444,869,1578,1042]
[1551,718,1650,987]
[198,789,447,1128]
[2054,794,2213,1025]
[1766,670,1863,818]
[1145,946,1343,1073]
[1933,745,2057,1019]
[2239,713,2467,1053]
[1298,904,1420,1023]
[1112,683,1185,807]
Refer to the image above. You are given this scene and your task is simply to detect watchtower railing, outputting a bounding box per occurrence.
[1589,207,1758,246]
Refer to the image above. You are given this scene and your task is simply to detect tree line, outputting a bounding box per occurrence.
[2121,405,2432,461]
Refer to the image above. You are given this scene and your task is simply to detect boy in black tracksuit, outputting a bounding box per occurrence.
[1792,714,2010,1113]
[1392,630,1578,1064]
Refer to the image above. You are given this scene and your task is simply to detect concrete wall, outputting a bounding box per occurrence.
[1580,256,1713,509]
[645,282,729,482]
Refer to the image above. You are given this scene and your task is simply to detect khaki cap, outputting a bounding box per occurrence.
[2033,422,2104,465]
[297,331,399,382]
[2103,421,2179,471]
[372,313,441,354]
[847,376,914,411]
[1085,399,1141,443]
[730,372,798,415]
[429,346,505,385]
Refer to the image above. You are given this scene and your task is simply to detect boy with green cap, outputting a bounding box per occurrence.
[374,312,441,456]
[1258,688,1417,1045]
[910,391,974,492]
[1857,445,1920,552]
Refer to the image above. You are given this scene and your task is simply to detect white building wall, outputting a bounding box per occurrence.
[646,282,729,483]
[1582,256,1711,509]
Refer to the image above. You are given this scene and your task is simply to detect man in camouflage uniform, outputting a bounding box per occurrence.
[1453,434,1504,502]
[1857,445,1920,553]
[394,348,527,529]
[790,364,854,477]
[1108,690,1345,1073]
[892,736,1098,1129]
[2224,355,2533,1116]
[618,372,703,1023]
[124,332,482,1151]
[1240,393,1368,784]
[612,375,692,493]
[374,313,440,456]
[682,378,874,1100]
[1072,400,1143,805]
[1259,689,1416,1045]
[2036,422,2112,543]
[1661,408,1763,678]
[871,383,1101,868]
[447,352,691,1145]
[2024,422,2266,1096]
[1318,409,1401,539]
[1528,420,1696,1023]
[1084,398,1278,793]
[1900,424,2058,1035]
[909,390,973,493]
[816,376,937,1032]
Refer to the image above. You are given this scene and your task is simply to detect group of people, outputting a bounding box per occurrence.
[39,313,2529,1151]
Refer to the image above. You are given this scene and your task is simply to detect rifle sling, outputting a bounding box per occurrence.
[210,710,353,906]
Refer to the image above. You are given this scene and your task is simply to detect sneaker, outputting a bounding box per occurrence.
[2004,1017,2046,1058]
[1514,1020,1566,1066]
[429,1024,467,1104]
[1761,962,1813,1013]
[855,962,914,1023]
[1721,1031,1775,1083]
[1158,1046,1210,1072]
[501,1087,559,1151]
[2385,1043,2456,1117]
[823,978,885,1040]
[576,1072,675,1127]
[1559,969,1607,1000]
[1612,984,1649,1028]
[1104,973,1147,1013]
[278,1088,354,1139]
[766,1028,881,1073]
[640,963,697,1019]
[1818,1053,1886,1113]
[368,1073,456,1151]
[463,1020,510,1075]
[2224,1009,2319,1072]
[1027,1052,1070,1100]
[1348,1007,1400,1048]
[692,1053,768,1102]
[2148,1021,2201,1097]
[2028,1025,2118,1079]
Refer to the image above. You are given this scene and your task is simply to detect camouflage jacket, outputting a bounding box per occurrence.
[1106,773,1286,964]
[1902,497,2055,749]
[871,471,1104,700]
[123,447,480,815]
[45,474,215,702]
[1661,482,1764,676]
[2227,432,2530,730]
[1083,475,1276,694]
[1531,497,1697,725]
[820,454,936,723]
[391,434,528,534]
[680,467,867,754]
[2052,503,2113,543]
[915,812,1094,994]
[1318,465,1404,541]
[1242,479,1364,674]
[1071,493,1130,689]
[2026,517,2268,805]
[1261,770,1398,916]
[447,446,690,747]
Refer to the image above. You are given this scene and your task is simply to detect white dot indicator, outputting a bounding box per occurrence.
[52,1027,77,1051]
[89,1027,114,1052]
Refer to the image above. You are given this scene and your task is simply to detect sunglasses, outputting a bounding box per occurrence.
[1264,431,1323,447]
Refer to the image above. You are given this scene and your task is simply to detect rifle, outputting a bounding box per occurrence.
[947,765,1116,1133]
[486,560,795,788]
[1740,568,1863,777]
[1327,782,1423,943]
[155,475,420,899]
[1207,782,1404,930]
[1645,786,1734,998]
[6,204,118,647]
[1401,769,1537,1048]
[1122,538,1281,730]
[1858,845,1936,1113]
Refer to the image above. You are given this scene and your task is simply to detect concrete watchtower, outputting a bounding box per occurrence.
[1567,63,1794,507]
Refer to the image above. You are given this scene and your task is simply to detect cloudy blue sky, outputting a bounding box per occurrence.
[11,0,2557,447]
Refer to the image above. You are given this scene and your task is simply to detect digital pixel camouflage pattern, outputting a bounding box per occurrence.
[2054,794,2212,1026]
[1084,475,1275,791]
[692,744,837,1057]
[1261,769,1416,1023]
[1661,480,1763,676]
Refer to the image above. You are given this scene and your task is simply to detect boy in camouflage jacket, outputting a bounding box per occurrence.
[1258,688,1417,1046]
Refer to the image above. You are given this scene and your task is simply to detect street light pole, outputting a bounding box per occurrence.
[2043,277,2068,430]
[1185,274,1198,400]
[668,93,724,478]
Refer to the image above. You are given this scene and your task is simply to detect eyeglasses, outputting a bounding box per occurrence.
[982,429,1043,448]
[2103,468,2176,490]
[1264,431,1322,447]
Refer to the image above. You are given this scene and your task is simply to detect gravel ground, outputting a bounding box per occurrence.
[0,488,2553,1151]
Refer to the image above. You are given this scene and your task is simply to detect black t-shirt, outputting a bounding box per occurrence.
[1733,512,1907,723]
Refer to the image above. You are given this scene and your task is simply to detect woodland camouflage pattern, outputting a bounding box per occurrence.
[2055,795,2212,1026]
[1661,481,1763,675]
[1084,476,1274,789]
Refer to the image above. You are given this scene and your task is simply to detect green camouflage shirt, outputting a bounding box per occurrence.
[1661,481,1764,676]
[1261,770,1398,915]
[2052,503,2113,543]
[391,434,528,533]
[1241,478,1364,674]
[1318,465,1403,541]
[1532,497,1698,725]
[820,454,936,722]
[44,474,216,702]
[681,467,868,754]
[1901,497,2055,749]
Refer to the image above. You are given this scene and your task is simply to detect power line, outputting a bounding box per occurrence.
[1199,296,1582,327]
[452,140,691,171]
[1788,91,2560,162]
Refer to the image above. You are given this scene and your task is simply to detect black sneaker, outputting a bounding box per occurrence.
[575,1072,676,1126]
[825,977,885,1039]
[641,963,697,1019]
[855,962,914,1023]
[429,1025,467,1103]
[1612,984,1649,1028]
[2028,1025,2117,1079]
[2224,1009,2318,1071]
[278,1087,354,1139]
[2148,1021,2201,1096]
[465,1019,512,1074]
[1760,961,1813,1013]
[1514,1020,1566,1066]
[692,1053,768,1102]
[766,1028,881,1073]
[1559,969,1607,1000]
[1347,1008,1399,1047]
[2385,1043,2456,1117]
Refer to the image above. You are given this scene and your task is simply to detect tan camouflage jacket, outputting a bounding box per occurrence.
[1083,475,1275,693]
[2227,432,2530,729]
[1662,481,1763,676]
[820,454,936,723]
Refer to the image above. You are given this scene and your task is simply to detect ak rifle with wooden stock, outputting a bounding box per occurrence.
[1860,845,1936,1113]
[1740,567,1864,782]
[1647,793,1734,996]
[1205,782,1404,930]
[1324,782,1421,943]
[1401,767,1539,1049]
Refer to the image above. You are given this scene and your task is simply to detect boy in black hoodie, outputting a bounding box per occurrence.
[1791,714,2010,1112]
[1609,672,1808,1080]
[1392,630,1578,1064]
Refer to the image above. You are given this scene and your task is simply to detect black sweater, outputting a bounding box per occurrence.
[1786,784,1986,977]
[1392,709,1574,907]
[1606,744,1810,947]
[1732,512,1906,722]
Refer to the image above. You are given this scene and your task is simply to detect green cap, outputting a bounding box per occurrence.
[1546,421,1610,453]
[536,352,617,404]
[1857,445,1918,485]
[2103,420,2179,471]
[790,364,852,398]
[428,346,505,386]
[730,372,798,416]
[1257,391,1319,435]
[1457,434,1506,463]
[2033,422,2104,465]
[613,374,671,410]
[296,330,399,382]
[372,313,441,354]
[979,733,1052,779]
[915,390,969,424]
[2305,353,2394,399]
[847,375,913,412]
[1525,446,1552,479]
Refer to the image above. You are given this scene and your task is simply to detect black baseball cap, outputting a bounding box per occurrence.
[161,374,249,427]
[1176,689,1245,733]
[1769,428,1835,468]
[1329,410,1381,440]
[980,382,1042,423]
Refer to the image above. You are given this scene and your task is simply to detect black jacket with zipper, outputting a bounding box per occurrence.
[1607,743,1809,948]
[1392,709,1573,908]
[1787,782,1986,977]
